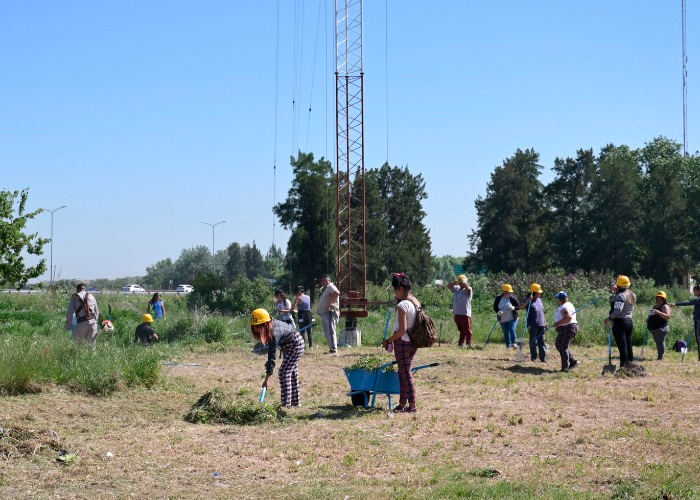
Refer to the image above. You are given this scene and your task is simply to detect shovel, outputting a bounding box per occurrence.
[260,386,267,403]
[602,328,617,375]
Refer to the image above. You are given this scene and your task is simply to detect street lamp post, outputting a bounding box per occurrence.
[200,220,226,257]
[40,205,67,286]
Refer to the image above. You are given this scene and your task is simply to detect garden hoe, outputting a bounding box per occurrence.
[602,327,616,375]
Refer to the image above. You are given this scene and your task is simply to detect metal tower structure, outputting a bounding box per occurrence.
[682,0,688,156]
[335,0,368,320]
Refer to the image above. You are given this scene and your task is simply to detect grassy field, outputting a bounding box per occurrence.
[2,293,700,498]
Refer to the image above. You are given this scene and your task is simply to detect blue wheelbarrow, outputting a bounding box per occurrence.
[344,360,439,409]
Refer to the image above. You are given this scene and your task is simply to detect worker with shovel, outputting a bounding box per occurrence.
[553,291,579,372]
[604,275,637,367]
[670,284,700,361]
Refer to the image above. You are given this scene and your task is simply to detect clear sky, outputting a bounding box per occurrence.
[2,1,697,281]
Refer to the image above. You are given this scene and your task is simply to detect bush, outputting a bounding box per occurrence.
[202,316,228,343]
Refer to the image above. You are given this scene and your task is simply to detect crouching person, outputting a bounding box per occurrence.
[250,308,305,408]
[135,314,159,345]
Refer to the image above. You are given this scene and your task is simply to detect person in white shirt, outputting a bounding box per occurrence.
[553,291,579,372]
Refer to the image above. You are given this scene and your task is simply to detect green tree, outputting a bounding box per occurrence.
[0,189,48,288]
[274,152,336,291]
[682,153,700,275]
[363,163,433,285]
[468,149,545,273]
[584,144,643,275]
[244,242,265,279]
[174,246,213,284]
[143,258,175,289]
[225,242,246,284]
[433,255,466,282]
[263,243,285,281]
[638,137,687,283]
[541,149,596,271]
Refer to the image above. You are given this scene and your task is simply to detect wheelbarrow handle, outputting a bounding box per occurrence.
[411,362,440,373]
[379,360,398,371]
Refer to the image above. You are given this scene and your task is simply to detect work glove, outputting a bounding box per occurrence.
[497,311,503,317]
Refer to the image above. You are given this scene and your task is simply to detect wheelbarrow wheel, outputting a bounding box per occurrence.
[351,391,370,406]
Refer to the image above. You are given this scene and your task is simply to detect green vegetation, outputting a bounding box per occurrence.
[184,387,287,425]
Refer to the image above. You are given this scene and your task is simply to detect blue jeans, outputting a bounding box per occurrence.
[529,326,546,361]
[500,319,518,347]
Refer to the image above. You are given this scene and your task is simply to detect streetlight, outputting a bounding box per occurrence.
[200,220,226,257]
[40,205,67,286]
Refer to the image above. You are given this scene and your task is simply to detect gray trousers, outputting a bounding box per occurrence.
[650,326,670,360]
[320,311,339,351]
[74,320,99,347]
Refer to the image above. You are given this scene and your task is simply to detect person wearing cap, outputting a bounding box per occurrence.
[316,274,340,353]
[647,291,671,360]
[250,308,305,407]
[520,283,547,362]
[553,292,579,372]
[134,313,159,345]
[670,284,700,361]
[604,275,637,367]
[65,283,100,347]
[493,284,520,349]
[446,274,473,347]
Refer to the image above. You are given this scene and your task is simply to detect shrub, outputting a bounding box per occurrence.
[202,316,228,343]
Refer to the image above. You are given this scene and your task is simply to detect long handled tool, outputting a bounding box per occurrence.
[259,386,267,403]
[485,317,499,344]
[640,328,649,359]
[515,300,531,361]
[602,327,617,375]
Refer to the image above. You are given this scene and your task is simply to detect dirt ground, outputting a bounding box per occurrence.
[2,343,700,499]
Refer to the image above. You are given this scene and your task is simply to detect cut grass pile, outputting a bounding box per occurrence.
[345,354,396,371]
[0,425,62,460]
[184,387,287,425]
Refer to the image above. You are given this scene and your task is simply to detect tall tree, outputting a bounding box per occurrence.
[584,144,643,275]
[363,163,433,285]
[173,246,213,284]
[143,258,175,289]
[541,149,596,271]
[274,152,336,291]
[263,243,285,282]
[0,189,48,288]
[468,149,544,273]
[225,242,246,283]
[638,137,687,283]
[682,153,700,275]
[244,242,265,279]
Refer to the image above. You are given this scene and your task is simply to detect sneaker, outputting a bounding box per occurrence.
[569,360,580,369]
[393,406,407,413]
[404,407,418,413]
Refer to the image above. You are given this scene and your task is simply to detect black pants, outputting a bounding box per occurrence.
[612,318,634,366]
[298,310,313,348]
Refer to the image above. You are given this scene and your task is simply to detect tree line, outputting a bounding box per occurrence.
[468,136,700,285]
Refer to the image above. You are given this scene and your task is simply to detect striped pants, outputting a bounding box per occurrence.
[393,339,418,406]
[279,333,305,407]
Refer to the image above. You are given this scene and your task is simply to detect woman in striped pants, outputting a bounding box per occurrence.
[250,308,305,407]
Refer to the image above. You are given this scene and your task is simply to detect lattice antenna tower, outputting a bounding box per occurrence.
[683,0,688,156]
[335,0,368,319]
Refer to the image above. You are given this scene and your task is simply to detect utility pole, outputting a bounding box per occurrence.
[335,0,368,346]
[40,205,67,287]
[200,221,226,257]
[682,0,688,156]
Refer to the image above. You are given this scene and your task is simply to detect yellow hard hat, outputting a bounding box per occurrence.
[656,291,667,300]
[529,283,543,293]
[143,313,154,323]
[616,275,631,287]
[457,274,468,284]
[250,308,272,326]
[501,284,514,293]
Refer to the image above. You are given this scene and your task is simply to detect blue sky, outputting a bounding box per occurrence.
[1,1,697,281]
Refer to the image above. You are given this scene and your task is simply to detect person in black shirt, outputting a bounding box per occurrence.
[135,313,159,345]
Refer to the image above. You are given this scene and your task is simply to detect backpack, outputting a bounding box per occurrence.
[403,298,437,348]
[73,293,94,320]
[673,339,688,353]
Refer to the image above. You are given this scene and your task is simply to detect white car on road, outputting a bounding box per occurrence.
[122,284,146,293]
[175,284,194,293]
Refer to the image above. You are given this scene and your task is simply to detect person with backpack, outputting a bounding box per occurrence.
[382,273,420,413]
[647,291,671,360]
[65,283,100,347]
[670,285,700,360]
[493,284,520,349]
[604,275,637,367]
